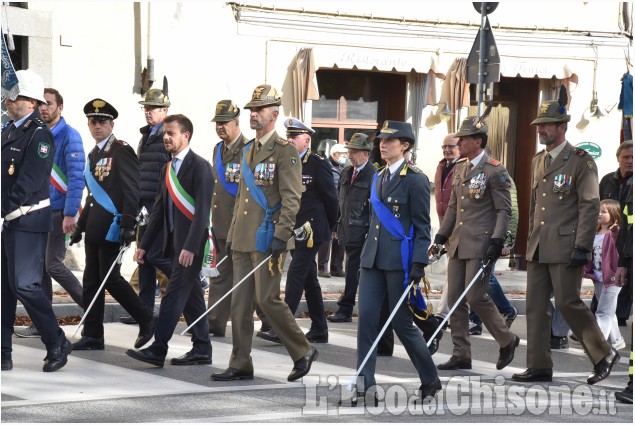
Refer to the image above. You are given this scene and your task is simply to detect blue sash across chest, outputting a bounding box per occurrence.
[214,142,238,197]
[84,158,121,243]
[242,143,282,253]
[370,172,426,310]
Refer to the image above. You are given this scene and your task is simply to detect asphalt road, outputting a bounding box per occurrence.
[2,316,632,423]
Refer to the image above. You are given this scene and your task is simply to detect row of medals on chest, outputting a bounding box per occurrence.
[225,162,313,191]
[466,172,572,199]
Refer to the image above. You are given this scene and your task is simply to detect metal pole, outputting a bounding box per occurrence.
[348,281,415,390]
[72,244,129,338]
[425,259,491,348]
[180,254,272,335]
[477,2,487,116]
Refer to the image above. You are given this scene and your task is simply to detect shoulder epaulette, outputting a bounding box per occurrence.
[487,158,501,166]
[457,158,468,163]
[376,165,386,172]
[275,137,289,146]
[574,147,588,157]
[533,149,545,158]
[313,152,324,160]
[34,117,47,128]
[407,163,423,173]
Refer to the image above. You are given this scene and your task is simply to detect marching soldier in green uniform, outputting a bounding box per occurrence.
[207,99,251,337]
[211,85,317,382]
[434,113,519,372]
[512,89,619,384]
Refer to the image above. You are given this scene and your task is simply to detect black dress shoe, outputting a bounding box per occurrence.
[327,312,352,323]
[135,315,158,349]
[331,271,345,278]
[428,332,443,356]
[209,329,226,337]
[338,387,379,407]
[288,346,318,381]
[171,351,212,366]
[305,329,328,343]
[257,328,281,344]
[2,358,13,371]
[587,348,620,385]
[550,336,568,349]
[211,367,254,381]
[511,368,553,382]
[126,348,165,368]
[72,336,105,351]
[43,337,72,372]
[119,316,138,325]
[437,356,472,370]
[496,334,520,370]
[418,377,442,400]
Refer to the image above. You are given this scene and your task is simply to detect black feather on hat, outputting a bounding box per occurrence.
[163,76,169,99]
[557,84,567,114]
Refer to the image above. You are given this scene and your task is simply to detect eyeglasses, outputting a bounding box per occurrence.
[141,105,163,112]
[441,145,458,150]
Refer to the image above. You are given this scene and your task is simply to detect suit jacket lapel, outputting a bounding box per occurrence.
[250,133,277,168]
[544,143,571,177]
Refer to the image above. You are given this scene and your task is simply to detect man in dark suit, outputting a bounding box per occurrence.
[328,133,376,323]
[70,98,155,352]
[126,114,213,367]
[257,117,338,344]
[341,121,440,406]
[206,100,251,337]
[1,69,72,372]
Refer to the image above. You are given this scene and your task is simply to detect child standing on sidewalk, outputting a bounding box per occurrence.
[584,199,626,350]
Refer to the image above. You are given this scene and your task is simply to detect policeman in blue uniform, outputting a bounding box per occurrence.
[257,118,338,344]
[341,120,440,406]
[1,69,72,372]
[70,98,156,351]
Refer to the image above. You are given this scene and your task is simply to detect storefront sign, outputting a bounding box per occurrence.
[575,141,602,160]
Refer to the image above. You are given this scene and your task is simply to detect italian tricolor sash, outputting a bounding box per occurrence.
[166,161,195,220]
[50,163,68,194]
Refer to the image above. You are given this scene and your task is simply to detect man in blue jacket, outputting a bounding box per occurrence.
[15,88,85,338]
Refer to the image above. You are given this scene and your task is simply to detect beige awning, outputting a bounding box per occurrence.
[314,45,445,77]
[499,57,578,80]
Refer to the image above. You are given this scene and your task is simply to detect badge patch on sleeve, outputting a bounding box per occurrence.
[290,157,297,167]
[38,142,51,158]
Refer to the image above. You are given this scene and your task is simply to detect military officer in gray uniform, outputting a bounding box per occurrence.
[342,121,440,407]
[434,115,519,372]
[206,100,251,337]
[512,91,619,384]
[211,85,317,382]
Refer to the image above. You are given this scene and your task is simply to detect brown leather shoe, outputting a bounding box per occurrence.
[496,335,520,370]
[437,356,471,370]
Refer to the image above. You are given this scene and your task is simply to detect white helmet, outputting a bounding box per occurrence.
[12,69,46,103]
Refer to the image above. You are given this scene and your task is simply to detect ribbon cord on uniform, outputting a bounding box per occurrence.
[369,172,427,311]
[214,143,238,197]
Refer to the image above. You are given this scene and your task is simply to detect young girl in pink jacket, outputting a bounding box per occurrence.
[584,199,625,350]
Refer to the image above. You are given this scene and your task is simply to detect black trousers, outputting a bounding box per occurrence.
[336,244,363,316]
[285,245,328,331]
[137,223,172,309]
[83,242,153,338]
[148,251,211,357]
[2,229,65,358]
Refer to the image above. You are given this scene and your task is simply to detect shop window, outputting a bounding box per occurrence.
[311,69,406,151]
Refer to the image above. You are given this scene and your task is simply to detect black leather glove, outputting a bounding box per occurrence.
[568,247,589,268]
[433,234,448,245]
[409,262,426,285]
[270,237,287,262]
[120,228,136,245]
[484,238,504,263]
[69,229,82,246]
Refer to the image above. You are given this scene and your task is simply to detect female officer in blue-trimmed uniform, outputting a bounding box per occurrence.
[340,120,440,406]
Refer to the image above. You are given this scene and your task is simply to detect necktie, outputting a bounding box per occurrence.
[544,152,552,172]
[351,168,359,184]
[381,169,391,197]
